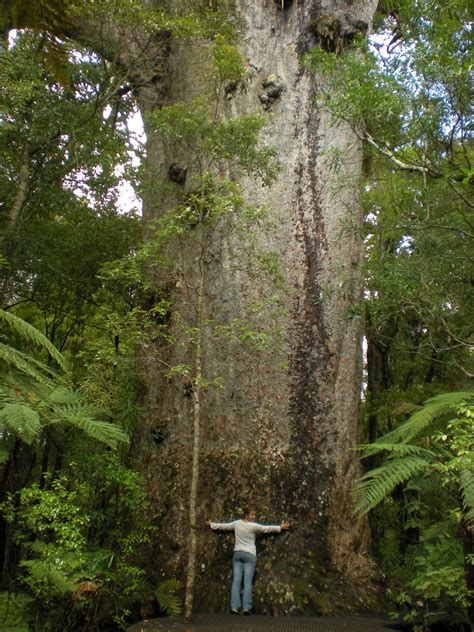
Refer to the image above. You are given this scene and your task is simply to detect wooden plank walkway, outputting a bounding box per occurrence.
[127,613,398,632]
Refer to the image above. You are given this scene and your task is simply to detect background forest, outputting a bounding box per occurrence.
[0,0,472,631]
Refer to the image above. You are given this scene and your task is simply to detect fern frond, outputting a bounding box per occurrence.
[354,455,431,514]
[156,579,182,616]
[46,386,82,406]
[358,442,435,459]
[375,391,474,445]
[0,343,59,384]
[0,403,42,444]
[50,408,129,449]
[21,558,76,596]
[0,310,69,373]
[459,468,474,530]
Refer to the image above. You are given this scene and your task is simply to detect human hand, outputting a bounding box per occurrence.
[205,519,211,528]
[280,521,290,530]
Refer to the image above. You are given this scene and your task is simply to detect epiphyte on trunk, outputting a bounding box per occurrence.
[309,13,368,52]
[259,74,285,110]
[168,163,188,184]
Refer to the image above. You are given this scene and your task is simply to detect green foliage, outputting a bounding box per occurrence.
[356,396,474,624]
[1,477,88,628]
[389,520,471,626]
[156,579,183,616]
[0,309,69,374]
[0,0,77,85]
[356,392,474,514]
[1,457,159,631]
[0,309,129,463]
[363,392,474,456]
[305,39,406,143]
[0,403,42,445]
[148,99,278,184]
[3,476,87,549]
[0,28,138,465]
[210,33,248,84]
[305,0,472,182]
[0,591,32,631]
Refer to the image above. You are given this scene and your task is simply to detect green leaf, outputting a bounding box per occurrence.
[354,455,431,514]
[459,469,474,530]
[375,392,474,445]
[50,404,129,449]
[0,403,42,444]
[0,310,69,374]
[0,343,59,385]
[156,579,182,616]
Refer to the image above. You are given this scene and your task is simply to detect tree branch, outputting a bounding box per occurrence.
[363,131,442,178]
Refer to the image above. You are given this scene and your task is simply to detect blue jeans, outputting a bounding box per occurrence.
[231,551,256,611]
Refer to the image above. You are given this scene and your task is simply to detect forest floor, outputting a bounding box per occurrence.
[127,613,397,632]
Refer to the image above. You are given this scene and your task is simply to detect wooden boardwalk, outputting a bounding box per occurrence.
[127,613,398,632]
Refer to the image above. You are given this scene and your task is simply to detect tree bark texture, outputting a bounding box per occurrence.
[133,0,380,615]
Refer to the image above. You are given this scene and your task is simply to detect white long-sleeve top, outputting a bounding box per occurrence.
[210,519,281,556]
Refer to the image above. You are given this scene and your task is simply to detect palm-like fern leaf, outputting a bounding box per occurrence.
[0,403,42,444]
[459,468,474,530]
[357,442,435,459]
[0,309,69,373]
[0,343,60,384]
[354,455,432,514]
[46,385,82,406]
[374,391,474,445]
[156,579,182,616]
[49,403,129,450]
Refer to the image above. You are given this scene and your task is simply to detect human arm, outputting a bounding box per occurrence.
[253,520,290,534]
[206,519,237,531]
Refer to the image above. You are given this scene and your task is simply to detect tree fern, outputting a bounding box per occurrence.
[357,442,435,460]
[156,579,182,616]
[355,392,474,527]
[0,343,61,387]
[46,385,82,406]
[0,309,69,373]
[20,542,83,598]
[21,558,74,596]
[50,406,129,450]
[1,310,128,455]
[354,455,432,514]
[375,391,474,445]
[459,469,474,528]
[0,403,42,445]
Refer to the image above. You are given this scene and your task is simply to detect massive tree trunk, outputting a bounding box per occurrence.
[130,0,381,615]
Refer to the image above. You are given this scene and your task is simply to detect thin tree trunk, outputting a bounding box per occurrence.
[184,254,205,622]
[5,142,30,240]
[0,142,31,305]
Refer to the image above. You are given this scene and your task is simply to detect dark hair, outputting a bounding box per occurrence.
[243,507,256,518]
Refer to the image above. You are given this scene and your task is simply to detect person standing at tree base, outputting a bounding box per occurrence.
[206,508,290,615]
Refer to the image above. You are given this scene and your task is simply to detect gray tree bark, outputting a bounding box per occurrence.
[132,0,381,615]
